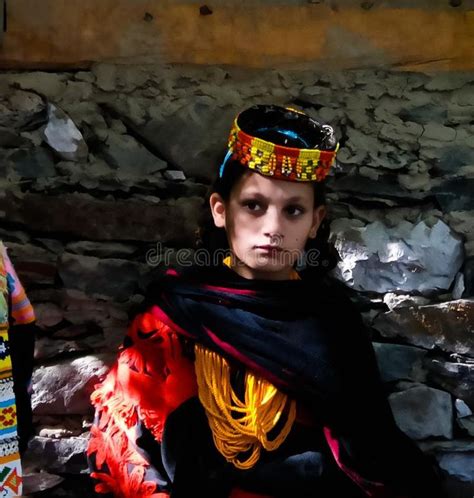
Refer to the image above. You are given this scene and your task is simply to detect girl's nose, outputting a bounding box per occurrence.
[263,209,284,242]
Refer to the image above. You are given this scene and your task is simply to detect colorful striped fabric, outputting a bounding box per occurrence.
[2,246,35,326]
[0,242,25,497]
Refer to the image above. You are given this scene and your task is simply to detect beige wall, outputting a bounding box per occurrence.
[0,0,473,71]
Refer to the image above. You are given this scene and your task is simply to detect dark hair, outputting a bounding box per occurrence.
[195,155,340,280]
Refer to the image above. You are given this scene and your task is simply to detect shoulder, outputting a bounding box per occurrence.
[315,276,373,347]
[1,243,36,325]
[316,276,363,317]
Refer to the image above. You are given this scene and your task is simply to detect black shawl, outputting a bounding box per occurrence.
[142,262,447,498]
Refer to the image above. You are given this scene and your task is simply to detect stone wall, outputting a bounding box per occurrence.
[0,64,473,496]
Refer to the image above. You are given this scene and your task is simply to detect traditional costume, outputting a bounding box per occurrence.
[88,105,446,498]
[0,242,36,497]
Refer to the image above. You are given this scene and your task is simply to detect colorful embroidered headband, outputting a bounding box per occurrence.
[219,104,339,182]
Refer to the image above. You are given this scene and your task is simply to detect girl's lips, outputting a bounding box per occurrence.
[256,246,283,251]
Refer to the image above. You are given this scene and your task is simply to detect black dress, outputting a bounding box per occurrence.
[88,262,447,498]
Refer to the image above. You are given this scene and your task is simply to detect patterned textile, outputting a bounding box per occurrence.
[0,243,22,497]
[2,246,35,326]
[220,104,339,182]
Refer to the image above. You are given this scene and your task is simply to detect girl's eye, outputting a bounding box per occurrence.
[286,205,305,216]
[243,201,262,212]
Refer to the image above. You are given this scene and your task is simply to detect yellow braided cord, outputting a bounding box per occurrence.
[194,343,296,469]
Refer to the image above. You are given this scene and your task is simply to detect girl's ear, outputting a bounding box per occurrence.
[308,205,326,239]
[209,192,227,229]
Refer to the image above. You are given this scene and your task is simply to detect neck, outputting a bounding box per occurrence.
[222,255,300,281]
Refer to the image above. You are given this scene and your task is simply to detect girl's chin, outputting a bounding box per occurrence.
[243,259,293,273]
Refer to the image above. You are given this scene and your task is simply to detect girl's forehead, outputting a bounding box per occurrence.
[235,171,314,200]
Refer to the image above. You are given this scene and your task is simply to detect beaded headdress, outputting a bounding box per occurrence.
[219,104,339,182]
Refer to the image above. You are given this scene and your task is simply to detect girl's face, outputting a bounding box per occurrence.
[210,170,326,280]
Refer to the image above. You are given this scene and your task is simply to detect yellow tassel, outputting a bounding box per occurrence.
[194,343,296,470]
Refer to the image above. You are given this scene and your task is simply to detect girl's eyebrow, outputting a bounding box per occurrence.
[241,192,305,203]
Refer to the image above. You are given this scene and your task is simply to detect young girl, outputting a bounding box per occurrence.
[87,104,446,498]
